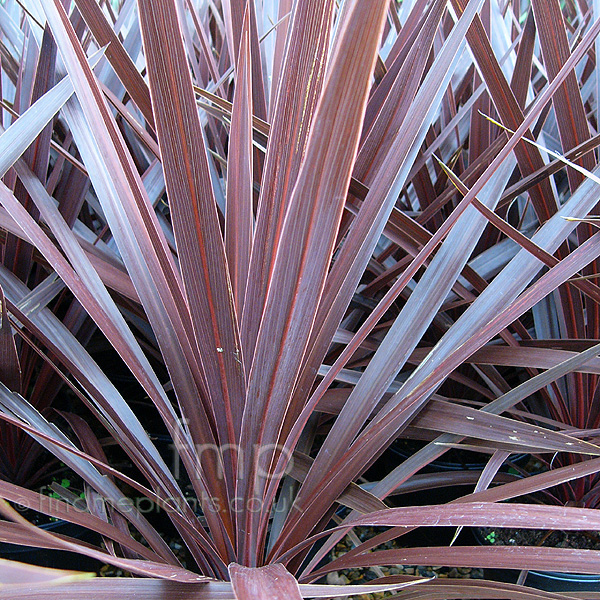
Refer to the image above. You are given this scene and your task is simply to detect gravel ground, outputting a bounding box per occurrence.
[325,526,484,599]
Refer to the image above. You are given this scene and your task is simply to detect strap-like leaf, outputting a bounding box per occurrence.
[271,12,600,560]
[41,1,233,553]
[0,499,206,581]
[137,0,246,457]
[531,0,594,191]
[0,557,94,586]
[237,0,388,565]
[229,563,302,600]
[241,0,335,359]
[0,287,20,394]
[226,10,253,319]
[72,0,154,127]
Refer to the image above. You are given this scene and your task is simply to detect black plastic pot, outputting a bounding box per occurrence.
[388,440,529,473]
[524,570,600,592]
[0,519,101,571]
[480,565,600,592]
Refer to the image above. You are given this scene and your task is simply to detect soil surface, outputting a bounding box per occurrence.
[478,526,600,550]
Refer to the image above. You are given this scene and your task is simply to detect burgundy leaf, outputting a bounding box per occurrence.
[531,0,594,191]
[41,1,232,556]
[0,286,21,393]
[0,499,208,581]
[225,10,253,318]
[0,557,93,586]
[237,0,388,565]
[72,0,154,127]
[241,0,335,359]
[137,0,246,459]
[229,563,301,600]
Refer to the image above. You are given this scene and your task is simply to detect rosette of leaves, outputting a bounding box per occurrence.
[2,1,600,599]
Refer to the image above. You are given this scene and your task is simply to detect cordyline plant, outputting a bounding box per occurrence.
[5,0,600,598]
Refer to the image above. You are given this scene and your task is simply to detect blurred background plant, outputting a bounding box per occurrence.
[3,0,600,599]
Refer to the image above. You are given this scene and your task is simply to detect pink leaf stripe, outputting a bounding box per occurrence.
[225,9,253,318]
